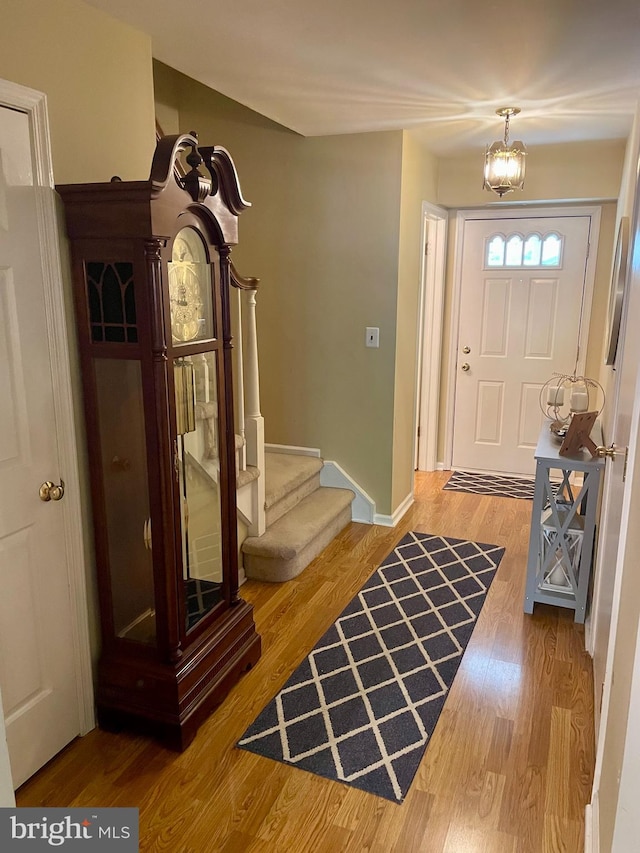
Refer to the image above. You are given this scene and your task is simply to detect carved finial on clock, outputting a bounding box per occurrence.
[181,140,211,203]
[150,132,211,201]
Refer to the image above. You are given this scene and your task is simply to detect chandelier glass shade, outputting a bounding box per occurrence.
[483,107,527,198]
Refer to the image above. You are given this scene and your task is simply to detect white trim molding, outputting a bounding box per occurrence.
[374,493,414,528]
[265,443,322,458]
[585,797,599,853]
[0,78,94,735]
[320,461,376,524]
[415,202,448,472]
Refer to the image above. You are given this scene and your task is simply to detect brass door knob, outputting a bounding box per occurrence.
[39,479,65,501]
[595,444,629,479]
[461,363,470,372]
[596,444,624,460]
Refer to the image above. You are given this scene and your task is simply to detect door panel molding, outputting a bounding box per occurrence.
[445,204,601,471]
[0,79,94,751]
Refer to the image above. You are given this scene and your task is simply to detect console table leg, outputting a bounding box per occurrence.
[524,460,547,614]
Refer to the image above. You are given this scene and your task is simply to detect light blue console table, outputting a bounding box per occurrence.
[524,424,604,623]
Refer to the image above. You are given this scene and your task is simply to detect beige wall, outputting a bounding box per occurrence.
[1,0,156,183]
[155,63,407,513]
[281,132,403,515]
[392,132,439,509]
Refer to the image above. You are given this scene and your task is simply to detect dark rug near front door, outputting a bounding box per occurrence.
[237,531,505,802]
[444,469,540,499]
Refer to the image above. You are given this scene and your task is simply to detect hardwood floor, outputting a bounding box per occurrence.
[17,472,594,852]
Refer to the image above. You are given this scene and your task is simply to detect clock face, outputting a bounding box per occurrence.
[168,229,213,344]
[169,264,202,343]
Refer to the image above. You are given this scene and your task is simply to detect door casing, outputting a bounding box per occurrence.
[415,201,448,472]
[444,204,601,471]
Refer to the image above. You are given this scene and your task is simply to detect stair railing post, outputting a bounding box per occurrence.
[244,289,266,535]
[230,260,265,538]
[231,287,247,471]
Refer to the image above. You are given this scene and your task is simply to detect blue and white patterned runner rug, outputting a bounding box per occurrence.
[444,469,540,499]
[237,531,505,802]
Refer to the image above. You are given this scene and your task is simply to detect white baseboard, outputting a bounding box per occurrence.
[374,493,414,527]
[321,461,376,524]
[585,794,599,853]
[436,462,446,471]
[265,443,321,458]
[585,613,594,657]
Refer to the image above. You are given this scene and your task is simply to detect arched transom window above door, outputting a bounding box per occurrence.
[485,231,564,269]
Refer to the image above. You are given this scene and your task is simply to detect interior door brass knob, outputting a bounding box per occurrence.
[596,444,620,459]
[461,363,470,372]
[39,479,65,501]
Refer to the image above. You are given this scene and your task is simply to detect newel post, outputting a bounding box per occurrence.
[244,289,266,535]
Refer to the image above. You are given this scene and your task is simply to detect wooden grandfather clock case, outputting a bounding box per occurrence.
[58,133,261,750]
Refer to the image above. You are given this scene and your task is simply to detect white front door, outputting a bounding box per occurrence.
[0,102,85,787]
[452,214,594,475]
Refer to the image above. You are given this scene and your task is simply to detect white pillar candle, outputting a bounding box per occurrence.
[570,388,589,412]
[546,384,565,406]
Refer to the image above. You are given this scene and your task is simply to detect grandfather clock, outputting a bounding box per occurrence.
[57,134,261,750]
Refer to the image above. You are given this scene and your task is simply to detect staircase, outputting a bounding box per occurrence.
[241,452,354,582]
[230,270,355,582]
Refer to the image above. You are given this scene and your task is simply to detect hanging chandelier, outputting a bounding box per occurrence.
[483,107,527,198]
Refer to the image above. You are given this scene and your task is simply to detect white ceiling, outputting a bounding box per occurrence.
[87,0,640,154]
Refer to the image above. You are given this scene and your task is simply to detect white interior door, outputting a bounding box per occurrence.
[590,228,634,727]
[0,104,82,787]
[452,214,593,475]
[589,181,640,848]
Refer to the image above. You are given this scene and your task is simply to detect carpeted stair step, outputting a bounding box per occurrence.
[236,464,260,490]
[243,486,354,582]
[264,453,324,527]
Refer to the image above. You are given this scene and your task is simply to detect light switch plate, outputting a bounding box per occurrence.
[366,327,380,348]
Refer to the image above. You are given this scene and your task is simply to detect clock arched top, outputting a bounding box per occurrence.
[150,133,251,223]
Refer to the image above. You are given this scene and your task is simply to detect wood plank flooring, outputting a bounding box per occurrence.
[17,472,595,852]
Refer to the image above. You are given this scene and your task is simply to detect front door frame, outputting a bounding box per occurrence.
[0,78,95,784]
[444,204,602,471]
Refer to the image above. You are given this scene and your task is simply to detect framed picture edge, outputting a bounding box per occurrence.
[604,215,630,366]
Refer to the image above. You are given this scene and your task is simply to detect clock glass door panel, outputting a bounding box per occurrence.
[168,227,214,345]
[94,358,156,644]
[173,350,224,631]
